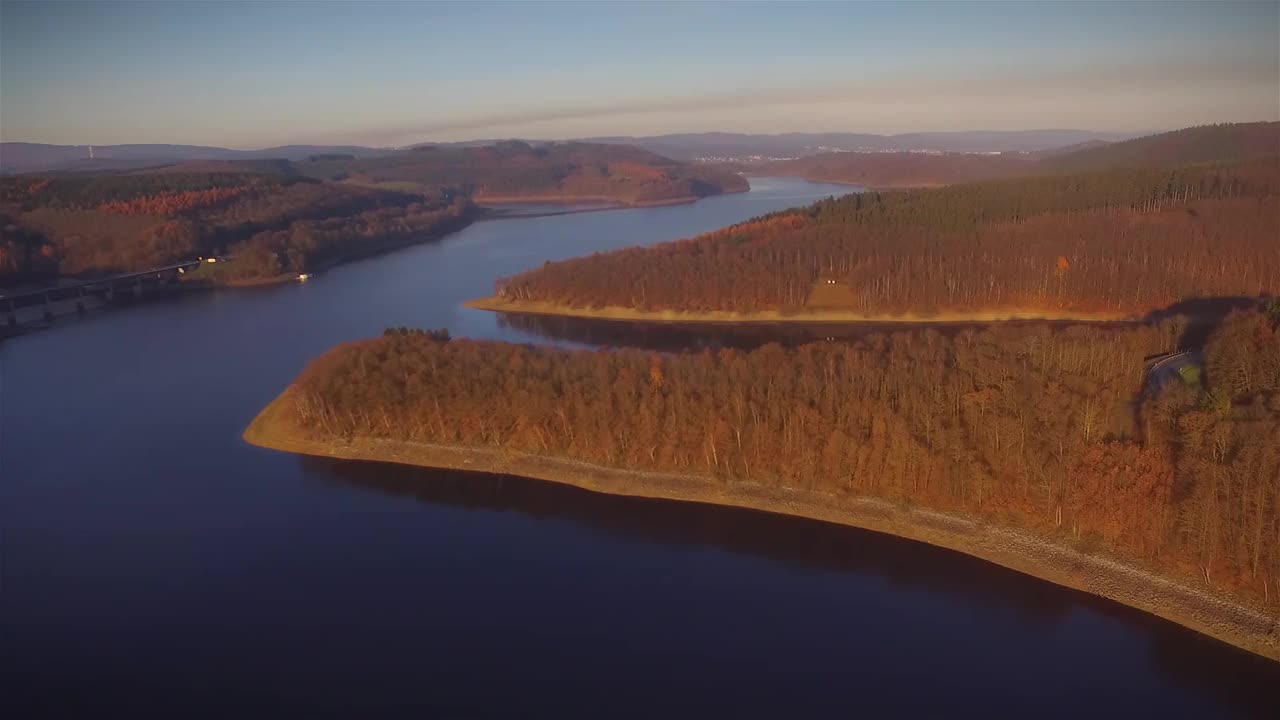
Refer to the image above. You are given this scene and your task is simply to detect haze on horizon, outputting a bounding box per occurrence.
[1,0,1277,149]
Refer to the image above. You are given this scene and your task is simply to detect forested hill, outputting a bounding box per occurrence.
[0,141,744,286]
[489,158,1280,318]
[260,305,1280,623]
[294,141,748,205]
[758,122,1280,188]
[0,168,473,285]
[1041,122,1280,173]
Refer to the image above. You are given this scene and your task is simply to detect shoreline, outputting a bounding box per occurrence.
[465,296,1141,324]
[0,213,481,339]
[245,388,1280,661]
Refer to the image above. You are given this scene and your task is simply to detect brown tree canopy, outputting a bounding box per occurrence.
[495,160,1280,316]
[0,170,472,284]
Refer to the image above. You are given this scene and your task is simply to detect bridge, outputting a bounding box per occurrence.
[2,259,205,327]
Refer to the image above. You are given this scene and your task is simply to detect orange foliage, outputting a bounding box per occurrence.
[99,186,255,215]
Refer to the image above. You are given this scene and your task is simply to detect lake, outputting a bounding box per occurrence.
[3,177,1277,718]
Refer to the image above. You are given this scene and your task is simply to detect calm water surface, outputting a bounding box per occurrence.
[3,178,1278,718]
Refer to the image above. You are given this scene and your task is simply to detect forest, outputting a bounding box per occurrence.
[274,304,1280,606]
[493,158,1280,316]
[0,141,745,286]
[0,168,472,284]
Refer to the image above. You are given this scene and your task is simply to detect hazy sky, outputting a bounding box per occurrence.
[2,1,1277,148]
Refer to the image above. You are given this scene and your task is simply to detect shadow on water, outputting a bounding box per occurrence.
[499,295,1276,353]
[496,310,1147,352]
[305,456,1280,714]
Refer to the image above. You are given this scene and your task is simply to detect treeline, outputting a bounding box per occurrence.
[0,170,471,284]
[0,170,289,210]
[282,306,1280,603]
[495,160,1280,314]
[99,186,256,215]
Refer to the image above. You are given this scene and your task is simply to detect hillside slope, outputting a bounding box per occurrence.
[294,141,748,205]
[0,168,471,285]
[757,122,1280,188]
[482,158,1280,319]
[0,141,747,286]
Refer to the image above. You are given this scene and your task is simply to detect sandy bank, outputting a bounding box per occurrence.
[465,297,1139,324]
[246,388,1280,661]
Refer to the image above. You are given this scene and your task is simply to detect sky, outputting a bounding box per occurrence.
[1,1,1277,149]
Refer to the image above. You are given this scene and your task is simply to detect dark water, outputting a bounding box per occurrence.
[494,310,1154,352]
[3,178,1277,718]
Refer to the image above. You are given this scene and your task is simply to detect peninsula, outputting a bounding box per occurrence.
[472,155,1280,322]
[246,313,1280,660]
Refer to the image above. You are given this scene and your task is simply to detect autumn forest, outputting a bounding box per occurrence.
[275,304,1280,610]
[0,141,744,286]
[493,158,1280,317]
[242,123,1280,659]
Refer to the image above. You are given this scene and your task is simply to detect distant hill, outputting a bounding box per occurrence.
[584,129,1148,160]
[0,161,473,286]
[758,123,1280,187]
[293,140,748,205]
[1039,122,1280,173]
[0,142,394,175]
[2,129,1151,174]
[1030,139,1112,159]
[0,141,746,287]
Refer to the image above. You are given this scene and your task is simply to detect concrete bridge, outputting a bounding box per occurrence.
[2,259,204,328]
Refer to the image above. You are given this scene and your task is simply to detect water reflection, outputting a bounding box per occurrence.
[306,456,1077,617]
[495,310,1148,352]
[305,455,1280,715]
